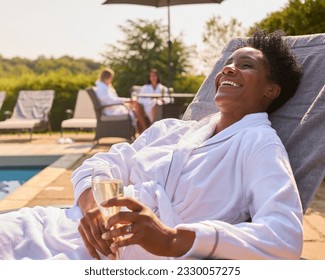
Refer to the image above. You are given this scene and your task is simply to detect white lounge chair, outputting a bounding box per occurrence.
[60,89,97,137]
[0,90,55,141]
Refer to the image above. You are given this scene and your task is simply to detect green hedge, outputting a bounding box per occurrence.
[0,69,206,133]
[0,70,97,131]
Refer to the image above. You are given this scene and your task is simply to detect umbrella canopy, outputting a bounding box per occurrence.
[103,1,224,7]
[102,0,225,86]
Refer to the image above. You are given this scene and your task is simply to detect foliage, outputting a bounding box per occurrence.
[101,19,195,95]
[0,19,208,132]
[0,56,102,130]
[200,15,246,74]
[173,74,206,95]
[0,55,101,77]
[250,0,325,35]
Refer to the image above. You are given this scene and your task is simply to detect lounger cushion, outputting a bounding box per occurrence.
[61,118,97,129]
[183,33,325,212]
[73,90,96,119]
[13,90,55,121]
[0,119,42,129]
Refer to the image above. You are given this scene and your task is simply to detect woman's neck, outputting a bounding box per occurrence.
[151,83,158,89]
[214,113,244,135]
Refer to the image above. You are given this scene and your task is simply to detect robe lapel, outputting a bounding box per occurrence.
[163,112,271,201]
[164,114,220,201]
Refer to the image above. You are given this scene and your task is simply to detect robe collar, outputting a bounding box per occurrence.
[164,112,271,201]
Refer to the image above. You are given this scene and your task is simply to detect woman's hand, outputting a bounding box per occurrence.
[101,197,195,257]
[77,188,115,260]
[78,207,115,260]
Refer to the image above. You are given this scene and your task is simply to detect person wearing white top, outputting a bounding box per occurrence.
[0,29,303,260]
[95,68,148,133]
[76,29,303,260]
[138,69,170,123]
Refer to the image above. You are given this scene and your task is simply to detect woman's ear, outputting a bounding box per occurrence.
[265,83,281,100]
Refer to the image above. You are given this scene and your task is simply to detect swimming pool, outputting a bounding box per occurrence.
[0,156,60,200]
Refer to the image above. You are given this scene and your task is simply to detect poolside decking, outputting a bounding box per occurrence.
[0,132,324,259]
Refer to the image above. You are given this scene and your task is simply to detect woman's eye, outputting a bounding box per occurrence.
[241,64,252,68]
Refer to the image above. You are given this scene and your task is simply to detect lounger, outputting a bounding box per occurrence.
[0,91,5,111]
[60,89,97,137]
[183,33,325,213]
[86,87,135,142]
[0,90,55,141]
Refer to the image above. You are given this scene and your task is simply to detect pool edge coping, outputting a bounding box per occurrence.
[0,153,84,211]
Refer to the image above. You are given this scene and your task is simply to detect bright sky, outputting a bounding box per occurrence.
[0,0,289,61]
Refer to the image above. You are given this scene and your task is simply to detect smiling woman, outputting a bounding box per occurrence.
[0,29,305,260]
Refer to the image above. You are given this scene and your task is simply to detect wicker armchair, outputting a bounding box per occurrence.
[86,87,135,142]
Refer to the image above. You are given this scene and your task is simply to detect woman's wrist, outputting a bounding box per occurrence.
[78,188,97,216]
[168,229,196,257]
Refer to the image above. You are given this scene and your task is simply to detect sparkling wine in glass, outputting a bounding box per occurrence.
[91,163,124,221]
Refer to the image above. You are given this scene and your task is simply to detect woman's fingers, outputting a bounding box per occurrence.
[102,222,136,240]
[101,197,143,212]
[110,233,138,253]
[105,210,139,230]
[78,223,101,260]
[79,208,113,258]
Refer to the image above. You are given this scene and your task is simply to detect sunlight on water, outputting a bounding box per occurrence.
[0,167,43,200]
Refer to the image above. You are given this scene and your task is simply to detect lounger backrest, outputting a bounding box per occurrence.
[183,33,325,213]
[73,90,96,119]
[12,90,55,121]
[0,92,5,110]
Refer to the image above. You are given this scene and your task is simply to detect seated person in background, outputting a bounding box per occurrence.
[95,68,148,134]
[0,29,303,260]
[137,69,171,124]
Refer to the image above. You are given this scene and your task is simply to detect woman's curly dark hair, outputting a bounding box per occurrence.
[240,28,302,114]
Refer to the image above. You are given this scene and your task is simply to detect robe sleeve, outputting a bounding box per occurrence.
[71,126,150,205]
[176,143,303,260]
[71,119,185,206]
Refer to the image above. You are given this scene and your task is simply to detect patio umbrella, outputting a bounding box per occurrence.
[102,0,225,87]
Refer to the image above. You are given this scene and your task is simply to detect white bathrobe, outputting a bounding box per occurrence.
[95,81,129,116]
[0,113,303,260]
[138,83,170,123]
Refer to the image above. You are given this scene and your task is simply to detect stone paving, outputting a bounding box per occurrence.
[0,132,324,259]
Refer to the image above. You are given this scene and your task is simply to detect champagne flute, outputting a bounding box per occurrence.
[92,163,124,259]
[91,163,124,222]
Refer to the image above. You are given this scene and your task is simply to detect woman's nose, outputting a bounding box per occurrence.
[222,64,236,75]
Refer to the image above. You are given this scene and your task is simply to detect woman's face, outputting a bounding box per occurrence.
[214,47,277,117]
[149,72,158,85]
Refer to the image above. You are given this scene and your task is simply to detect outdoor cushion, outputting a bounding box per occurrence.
[0,90,55,141]
[0,119,41,129]
[61,118,96,129]
[61,90,97,130]
[12,90,54,121]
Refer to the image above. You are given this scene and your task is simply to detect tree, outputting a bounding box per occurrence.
[250,0,325,35]
[200,15,246,74]
[101,19,194,95]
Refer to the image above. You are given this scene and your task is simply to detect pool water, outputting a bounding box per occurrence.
[0,166,44,182]
[0,166,45,200]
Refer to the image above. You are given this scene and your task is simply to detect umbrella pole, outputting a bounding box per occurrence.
[167,0,172,88]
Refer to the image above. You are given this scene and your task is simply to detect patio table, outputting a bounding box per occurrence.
[134,92,195,121]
